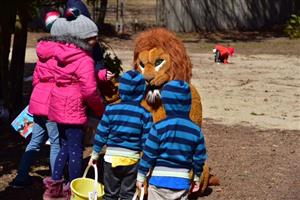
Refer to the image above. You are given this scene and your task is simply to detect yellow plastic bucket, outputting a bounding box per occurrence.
[71,164,104,200]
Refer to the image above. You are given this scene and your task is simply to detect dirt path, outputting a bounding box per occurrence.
[1,38,299,200]
[1,120,299,200]
[200,119,300,200]
[190,53,300,130]
[24,47,300,130]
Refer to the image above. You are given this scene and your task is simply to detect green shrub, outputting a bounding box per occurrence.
[284,14,300,39]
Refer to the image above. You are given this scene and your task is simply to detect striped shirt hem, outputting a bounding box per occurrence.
[152,168,191,179]
[106,147,140,159]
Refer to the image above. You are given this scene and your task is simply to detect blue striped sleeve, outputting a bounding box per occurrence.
[193,130,207,178]
[93,109,110,153]
[141,112,153,147]
[139,125,159,177]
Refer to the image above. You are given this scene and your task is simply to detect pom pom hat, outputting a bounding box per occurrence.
[68,15,98,39]
[46,7,98,39]
[65,7,81,21]
[44,11,60,31]
[50,18,69,36]
[66,7,98,39]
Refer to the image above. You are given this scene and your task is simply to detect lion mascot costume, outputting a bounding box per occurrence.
[132,28,219,194]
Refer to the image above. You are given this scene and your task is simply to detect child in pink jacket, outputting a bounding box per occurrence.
[42,14,106,199]
[10,12,63,189]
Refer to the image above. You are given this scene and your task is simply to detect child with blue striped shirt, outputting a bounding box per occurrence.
[89,70,153,200]
[136,80,207,200]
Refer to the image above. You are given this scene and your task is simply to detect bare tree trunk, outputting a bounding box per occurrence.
[0,33,12,107]
[116,0,119,32]
[116,0,125,33]
[0,1,17,113]
[9,5,28,115]
[97,0,108,29]
[156,0,166,26]
[91,0,96,21]
[295,0,300,15]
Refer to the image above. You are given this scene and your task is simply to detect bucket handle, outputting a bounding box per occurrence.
[83,164,98,200]
[132,187,144,200]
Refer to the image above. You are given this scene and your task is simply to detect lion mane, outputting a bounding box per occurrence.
[133,28,192,83]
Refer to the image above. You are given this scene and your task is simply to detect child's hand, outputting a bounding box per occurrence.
[89,151,99,166]
[106,71,115,81]
[97,69,115,81]
[88,158,97,166]
[136,181,143,190]
[191,181,200,192]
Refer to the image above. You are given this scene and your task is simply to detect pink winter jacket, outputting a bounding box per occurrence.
[28,41,57,116]
[42,37,104,125]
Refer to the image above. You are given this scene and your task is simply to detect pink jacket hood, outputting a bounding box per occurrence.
[28,40,59,116]
[37,36,93,67]
[32,36,104,124]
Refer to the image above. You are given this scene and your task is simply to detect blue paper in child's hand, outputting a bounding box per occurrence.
[11,106,34,138]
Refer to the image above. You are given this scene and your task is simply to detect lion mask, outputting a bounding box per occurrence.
[133,28,192,108]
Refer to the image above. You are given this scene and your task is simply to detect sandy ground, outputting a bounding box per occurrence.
[191,53,300,130]
[2,0,300,197]
[1,36,299,200]
[24,47,300,130]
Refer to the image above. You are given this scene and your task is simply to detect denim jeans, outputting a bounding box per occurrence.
[15,116,60,182]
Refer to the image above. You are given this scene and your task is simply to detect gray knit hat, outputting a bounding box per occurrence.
[50,18,69,36]
[68,15,98,39]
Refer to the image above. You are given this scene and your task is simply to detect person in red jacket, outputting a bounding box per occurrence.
[213,44,234,64]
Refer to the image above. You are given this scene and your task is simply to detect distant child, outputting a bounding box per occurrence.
[136,80,207,200]
[89,70,153,200]
[213,44,234,64]
[10,11,64,189]
[42,13,105,199]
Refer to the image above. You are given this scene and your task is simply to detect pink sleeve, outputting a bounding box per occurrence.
[77,58,105,117]
[32,62,40,87]
[97,69,107,81]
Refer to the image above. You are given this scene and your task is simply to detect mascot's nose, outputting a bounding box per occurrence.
[145,79,153,85]
[144,75,154,84]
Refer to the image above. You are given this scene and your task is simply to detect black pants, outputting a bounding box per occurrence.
[214,50,228,63]
[214,50,221,62]
[103,161,137,200]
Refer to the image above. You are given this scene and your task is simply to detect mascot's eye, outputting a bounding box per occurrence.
[139,62,145,68]
[155,59,164,67]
